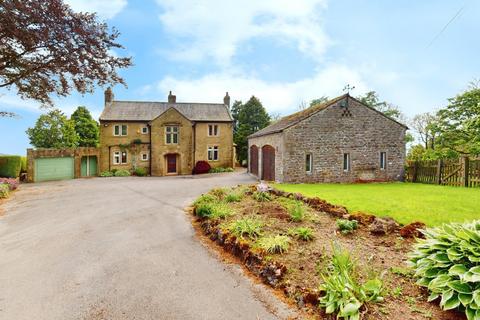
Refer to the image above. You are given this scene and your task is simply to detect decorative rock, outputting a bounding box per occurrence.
[369,217,399,235]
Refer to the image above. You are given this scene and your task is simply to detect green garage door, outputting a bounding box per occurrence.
[35,157,74,182]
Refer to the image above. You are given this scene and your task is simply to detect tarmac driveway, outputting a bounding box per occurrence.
[0,171,296,320]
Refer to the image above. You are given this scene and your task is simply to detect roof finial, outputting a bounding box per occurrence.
[342,84,355,95]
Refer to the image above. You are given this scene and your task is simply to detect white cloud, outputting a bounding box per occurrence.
[156,0,329,65]
[156,64,367,115]
[65,0,127,20]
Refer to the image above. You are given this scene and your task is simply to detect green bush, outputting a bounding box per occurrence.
[193,193,218,206]
[209,167,234,173]
[253,191,272,202]
[289,227,314,241]
[100,171,114,177]
[289,203,305,222]
[257,235,290,254]
[227,218,263,239]
[0,184,9,198]
[195,202,215,218]
[336,219,358,235]
[409,221,480,320]
[225,191,243,203]
[20,157,27,173]
[0,156,22,178]
[319,245,384,319]
[114,169,130,177]
[134,167,147,176]
[195,202,233,219]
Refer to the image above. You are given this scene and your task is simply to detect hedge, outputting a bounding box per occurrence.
[20,157,27,173]
[0,156,22,178]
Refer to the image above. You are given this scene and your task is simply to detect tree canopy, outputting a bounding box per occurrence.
[232,96,271,163]
[0,0,131,112]
[26,109,78,148]
[71,106,99,147]
[357,91,404,121]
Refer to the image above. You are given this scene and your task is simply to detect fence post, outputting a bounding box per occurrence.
[436,159,443,185]
[463,157,469,187]
[412,161,418,182]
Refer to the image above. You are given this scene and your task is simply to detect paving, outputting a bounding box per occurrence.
[0,171,298,320]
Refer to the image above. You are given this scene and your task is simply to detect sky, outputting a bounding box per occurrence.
[1,0,479,155]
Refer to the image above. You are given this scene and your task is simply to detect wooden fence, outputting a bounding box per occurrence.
[405,157,480,187]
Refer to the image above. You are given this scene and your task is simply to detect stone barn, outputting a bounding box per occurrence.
[247,94,407,183]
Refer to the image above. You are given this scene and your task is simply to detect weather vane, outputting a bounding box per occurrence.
[343,84,355,94]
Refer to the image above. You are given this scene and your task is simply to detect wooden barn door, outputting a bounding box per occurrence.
[250,145,258,176]
[262,145,275,181]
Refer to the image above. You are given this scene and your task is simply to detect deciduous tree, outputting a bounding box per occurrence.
[357,91,404,122]
[26,109,77,148]
[71,106,99,147]
[0,0,132,115]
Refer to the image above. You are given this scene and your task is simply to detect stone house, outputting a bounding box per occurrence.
[247,94,407,183]
[99,89,235,176]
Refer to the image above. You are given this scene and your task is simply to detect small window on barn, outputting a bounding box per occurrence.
[305,153,312,173]
[380,152,387,170]
[343,153,350,172]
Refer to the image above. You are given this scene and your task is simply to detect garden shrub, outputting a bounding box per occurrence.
[193,193,217,206]
[337,219,358,234]
[134,167,147,176]
[209,167,234,173]
[195,202,215,218]
[0,184,9,199]
[227,218,263,239]
[319,245,384,320]
[257,235,290,254]
[0,178,19,190]
[195,202,232,219]
[253,191,272,202]
[20,157,27,173]
[289,203,305,222]
[114,169,130,177]
[111,168,118,174]
[409,221,480,320]
[224,190,243,203]
[289,227,314,241]
[0,156,22,178]
[210,188,227,199]
[193,160,211,174]
[100,171,114,177]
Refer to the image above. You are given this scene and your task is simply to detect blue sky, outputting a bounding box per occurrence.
[1,0,479,155]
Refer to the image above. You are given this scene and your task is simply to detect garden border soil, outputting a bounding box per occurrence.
[189,185,466,320]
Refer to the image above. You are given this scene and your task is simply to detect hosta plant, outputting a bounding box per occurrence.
[408,220,480,320]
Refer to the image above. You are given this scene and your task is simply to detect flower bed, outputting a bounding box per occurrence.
[189,184,466,320]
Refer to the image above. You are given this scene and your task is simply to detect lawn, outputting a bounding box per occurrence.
[275,182,480,226]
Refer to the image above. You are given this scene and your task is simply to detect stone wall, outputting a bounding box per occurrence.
[247,132,285,182]
[194,122,234,169]
[282,97,406,183]
[27,147,100,182]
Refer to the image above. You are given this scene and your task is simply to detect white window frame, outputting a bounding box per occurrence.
[305,153,313,174]
[208,124,219,137]
[208,146,219,161]
[141,126,149,134]
[165,125,179,144]
[380,152,387,170]
[113,151,121,164]
[114,124,128,136]
[141,153,149,161]
[343,153,350,172]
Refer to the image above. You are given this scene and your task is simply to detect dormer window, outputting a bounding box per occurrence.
[208,124,219,136]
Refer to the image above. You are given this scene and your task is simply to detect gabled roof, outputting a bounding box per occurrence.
[248,94,407,139]
[99,101,233,122]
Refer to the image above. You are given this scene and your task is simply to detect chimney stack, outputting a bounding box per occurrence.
[223,92,230,107]
[168,91,176,103]
[104,87,114,105]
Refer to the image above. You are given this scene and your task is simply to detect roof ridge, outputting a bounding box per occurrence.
[112,100,226,105]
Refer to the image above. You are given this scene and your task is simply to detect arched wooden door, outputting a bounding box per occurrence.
[262,145,275,181]
[250,145,259,176]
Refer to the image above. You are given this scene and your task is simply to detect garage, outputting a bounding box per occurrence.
[261,145,275,181]
[34,157,74,182]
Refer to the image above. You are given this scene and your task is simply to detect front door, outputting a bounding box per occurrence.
[166,154,177,174]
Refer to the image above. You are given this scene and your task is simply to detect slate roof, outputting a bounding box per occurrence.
[99,101,233,122]
[248,94,407,139]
